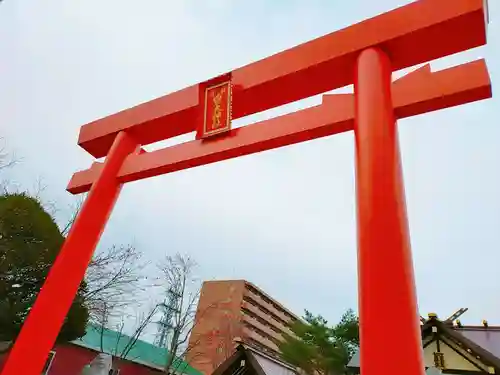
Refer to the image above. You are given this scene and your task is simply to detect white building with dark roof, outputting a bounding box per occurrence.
[347,312,500,375]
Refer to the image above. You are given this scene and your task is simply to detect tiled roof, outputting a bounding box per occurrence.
[213,344,298,375]
[456,326,500,360]
[347,321,500,371]
[246,345,297,375]
[71,324,201,375]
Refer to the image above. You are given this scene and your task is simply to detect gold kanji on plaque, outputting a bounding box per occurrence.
[201,81,232,138]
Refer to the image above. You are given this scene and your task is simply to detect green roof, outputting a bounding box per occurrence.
[71,324,201,375]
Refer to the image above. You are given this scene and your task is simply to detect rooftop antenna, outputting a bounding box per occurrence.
[444,308,468,323]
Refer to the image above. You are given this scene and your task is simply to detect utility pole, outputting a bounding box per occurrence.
[155,287,181,348]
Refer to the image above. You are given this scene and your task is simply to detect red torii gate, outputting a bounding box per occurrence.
[1,1,491,375]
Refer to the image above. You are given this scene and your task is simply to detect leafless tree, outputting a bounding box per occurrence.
[95,299,112,352]
[58,199,150,321]
[0,138,17,173]
[157,255,246,374]
[157,253,204,374]
[0,137,20,193]
[92,303,160,373]
[84,244,149,322]
[60,196,84,236]
[118,305,158,358]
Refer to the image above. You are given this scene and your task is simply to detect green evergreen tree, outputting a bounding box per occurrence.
[0,193,89,349]
[279,309,359,375]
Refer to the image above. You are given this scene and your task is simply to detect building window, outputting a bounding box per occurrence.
[242,307,281,335]
[42,351,56,375]
[244,321,280,346]
[243,296,288,327]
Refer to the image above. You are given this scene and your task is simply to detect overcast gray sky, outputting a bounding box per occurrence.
[1,0,499,328]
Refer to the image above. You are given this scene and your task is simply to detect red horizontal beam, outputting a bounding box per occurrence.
[67,59,491,194]
[77,0,488,158]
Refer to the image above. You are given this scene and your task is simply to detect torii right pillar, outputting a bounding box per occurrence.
[355,47,424,375]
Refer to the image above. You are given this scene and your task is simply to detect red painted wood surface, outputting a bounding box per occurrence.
[67,59,491,194]
[1,133,140,375]
[76,0,488,159]
[354,47,424,375]
[2,1,491,375]
[1,345,162,375]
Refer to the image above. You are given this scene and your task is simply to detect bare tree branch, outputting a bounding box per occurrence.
[93,303,160,374]
[120,305,159,359]
[157,254,235,374]
[0,137,21,193]
[31,176,47,201]
[0,138,19,173]
[157,253,202,374]
[29,176,60,217]
[62,204,149,321]
[84,244,150,322]
[172,344,205,373]
[84,253,230,374]
[60,196,84,236]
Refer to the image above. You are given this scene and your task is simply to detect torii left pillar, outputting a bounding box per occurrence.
[0,131,139,375]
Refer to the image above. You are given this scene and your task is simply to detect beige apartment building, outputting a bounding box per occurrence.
[186,280,299,375]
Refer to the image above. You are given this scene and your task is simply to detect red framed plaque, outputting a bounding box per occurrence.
[200,81,232,138]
